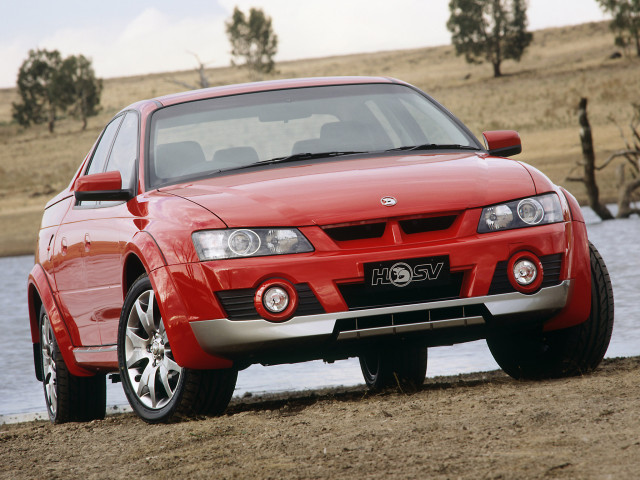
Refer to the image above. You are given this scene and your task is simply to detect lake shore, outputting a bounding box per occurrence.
[2,356,639,479]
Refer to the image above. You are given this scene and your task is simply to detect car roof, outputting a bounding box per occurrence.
[152,76,403,107]
[119,76,410,115]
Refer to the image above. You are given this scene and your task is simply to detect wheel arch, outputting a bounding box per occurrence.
[27,279,44,381]
[543,216,592,331]
[28,264,94,378]
[122,252,148,299]
[122,231,167,299]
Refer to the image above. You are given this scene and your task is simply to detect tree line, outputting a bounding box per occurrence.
[11,2,640,132]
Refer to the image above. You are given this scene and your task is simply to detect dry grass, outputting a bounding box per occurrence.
[1,21,638,256]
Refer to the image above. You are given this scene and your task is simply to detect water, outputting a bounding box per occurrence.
[1,209,638,419]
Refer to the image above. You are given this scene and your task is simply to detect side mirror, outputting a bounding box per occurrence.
[482,130,522,157]
[74,171,133,202]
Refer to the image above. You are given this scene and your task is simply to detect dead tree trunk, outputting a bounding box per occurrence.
[575,98,614,220]
[615,160,640,218]
[566,99,640,219]
[167,52,211,91]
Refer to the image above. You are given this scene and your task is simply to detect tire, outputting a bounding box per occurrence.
[118,274,237,423]
[359,343,428,390]
[39,305,106,423]
[487,241,614,380]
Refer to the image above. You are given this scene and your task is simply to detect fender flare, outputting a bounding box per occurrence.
[126,232,232,369]
[543,189,591,331]
[28,264,94,378]
[122,231,168,296]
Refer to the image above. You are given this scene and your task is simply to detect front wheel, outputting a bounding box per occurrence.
[359,343,428,390]
[39,305,106,423]
[487,241,614,380]
[118,274,237,423]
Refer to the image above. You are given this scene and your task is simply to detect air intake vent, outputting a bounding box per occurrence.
[216,283,325,320]
[488,254,563,295]
[399,215,456,234]
[334,304,487,334]
[323,222,386,241]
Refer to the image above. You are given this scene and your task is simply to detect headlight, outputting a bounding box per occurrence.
[192,228,314,260]
[477,193,563,233]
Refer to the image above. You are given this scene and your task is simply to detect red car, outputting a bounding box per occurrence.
[27,77,614,423]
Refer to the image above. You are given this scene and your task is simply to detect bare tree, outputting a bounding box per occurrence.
[167,52,212,90]
[605,104,640,217]
[566,98,640,219]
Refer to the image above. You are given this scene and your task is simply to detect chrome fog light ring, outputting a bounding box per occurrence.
[507,251,544,294]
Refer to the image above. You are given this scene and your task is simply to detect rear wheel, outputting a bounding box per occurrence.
[487,242,614,379]
[118,274,237,423]
[359,343,428,390]
[39,305,106,423]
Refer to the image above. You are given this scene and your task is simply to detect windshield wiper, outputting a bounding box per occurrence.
[218,151,367,172]
[386,143,480,152]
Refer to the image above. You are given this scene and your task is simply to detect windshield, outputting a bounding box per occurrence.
[147,83,480,188]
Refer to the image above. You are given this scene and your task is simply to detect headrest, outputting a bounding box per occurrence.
[155,141,206,178]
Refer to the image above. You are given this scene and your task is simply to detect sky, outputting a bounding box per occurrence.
[0,0,609,89]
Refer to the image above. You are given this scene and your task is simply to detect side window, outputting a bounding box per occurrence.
[86,116,123,175]
[105,112,139,189]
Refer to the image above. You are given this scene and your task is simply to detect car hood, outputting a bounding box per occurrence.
[159,153,536,227]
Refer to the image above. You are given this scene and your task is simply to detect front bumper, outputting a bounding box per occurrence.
[190,280,571,359]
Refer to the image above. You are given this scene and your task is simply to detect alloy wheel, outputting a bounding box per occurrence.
[41,313,57,416]
[123,290,182,409]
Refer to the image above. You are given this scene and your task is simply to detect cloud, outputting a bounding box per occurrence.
[54,8,229,78]
[0,37,35,87]
[0,0,609,89]
[528,0,607,29]
[218,0,451,61]
[0,7,230,88]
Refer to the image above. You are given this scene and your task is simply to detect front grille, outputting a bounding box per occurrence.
[337,272,464,310]
[334,304,486,333]
[399,215,456,234]
[322,214,457,242]
[323,222,386,241]
[488,253,563,295]
[216,283,325,320]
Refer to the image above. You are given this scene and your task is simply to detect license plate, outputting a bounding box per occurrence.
[364,256,450,289]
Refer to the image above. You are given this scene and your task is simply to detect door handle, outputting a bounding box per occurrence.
[84,233,91,252]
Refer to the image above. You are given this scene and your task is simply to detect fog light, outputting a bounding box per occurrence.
[263,286,289,313]
[513,259,537,285]
[254,279,299,322]
[507,252,544,293]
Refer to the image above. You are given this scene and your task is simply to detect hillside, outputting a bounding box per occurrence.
[1,20,638,257]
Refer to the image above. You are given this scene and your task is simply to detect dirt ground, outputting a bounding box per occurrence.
[2,357,639,479]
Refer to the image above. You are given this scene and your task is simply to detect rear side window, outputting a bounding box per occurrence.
[86,116,123,175]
